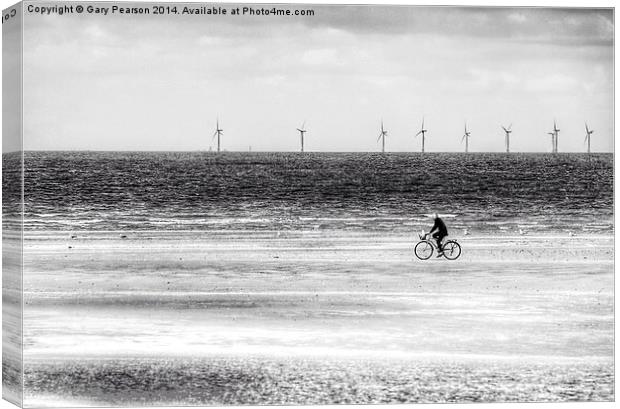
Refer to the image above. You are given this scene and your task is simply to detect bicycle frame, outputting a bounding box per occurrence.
[419,233,446,250]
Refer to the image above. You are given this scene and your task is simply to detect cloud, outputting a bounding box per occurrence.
[299,7,612,45]
[23,6,613,46]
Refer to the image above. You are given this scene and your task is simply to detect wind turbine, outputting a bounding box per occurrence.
[297,121,307,152]
[553,120,560,153]
[462,122,471,153]
[377,120,387,153]
[415,117,428,153]
[212,118,223,152]
[585,122,594,154]
[501,124,512,153]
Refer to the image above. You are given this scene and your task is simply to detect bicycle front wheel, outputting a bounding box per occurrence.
[442,241,462,260]
[414,241,434,260]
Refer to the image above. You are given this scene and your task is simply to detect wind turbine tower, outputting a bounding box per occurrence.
[462,122,471,153]
[553,120,560,153]
[416,117,428,153]
[585,122,594,154]
[501,124,512,153]
[547,132,556,152]
[297,121,307,152]
[377,120,388,153]
[212,118,223,152]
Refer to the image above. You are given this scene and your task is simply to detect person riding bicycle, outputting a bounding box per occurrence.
[428,212,448,257]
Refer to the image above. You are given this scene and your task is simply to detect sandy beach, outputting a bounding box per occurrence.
[21,230,614,405]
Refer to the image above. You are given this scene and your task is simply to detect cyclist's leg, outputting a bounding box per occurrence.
[432,232,443,252]
[439,233,449,252]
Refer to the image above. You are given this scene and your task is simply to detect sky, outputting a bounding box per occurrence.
[19,2,614,152]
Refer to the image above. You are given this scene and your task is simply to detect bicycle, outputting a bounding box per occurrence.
[414,233,461,260]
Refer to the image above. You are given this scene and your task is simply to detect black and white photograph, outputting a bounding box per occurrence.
[1,0,615,406]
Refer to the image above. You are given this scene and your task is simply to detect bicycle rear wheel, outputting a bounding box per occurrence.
[442,241,462,260]
[414,241,434,260]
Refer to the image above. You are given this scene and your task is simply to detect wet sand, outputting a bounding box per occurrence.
[25,357,613,406]
[22,230,614,405]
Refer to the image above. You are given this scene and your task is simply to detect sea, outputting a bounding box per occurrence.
[15,151,613,234]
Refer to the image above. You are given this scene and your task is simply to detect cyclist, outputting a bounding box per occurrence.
[428,212,448,257]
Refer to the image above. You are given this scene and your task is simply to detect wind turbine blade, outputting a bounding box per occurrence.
[301,121,306,130]
[501,126,507,132]
[461,135,466,142]
[585,122,589,133]
[508,123,512,130]
[415,131,422,136]
[377,134,382,142]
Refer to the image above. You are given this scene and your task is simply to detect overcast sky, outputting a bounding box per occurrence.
[21,3,613,152]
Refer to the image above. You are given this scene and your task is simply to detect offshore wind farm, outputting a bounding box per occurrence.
[208,117,598,153]
[11,4,613,407]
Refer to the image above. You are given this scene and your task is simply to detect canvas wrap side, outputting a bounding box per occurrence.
[2,1,24,406]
